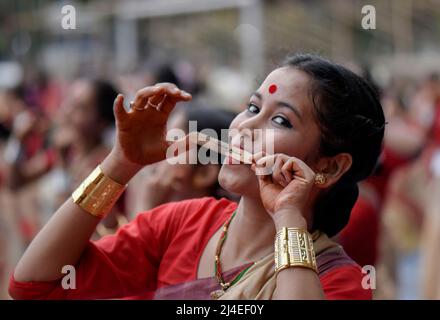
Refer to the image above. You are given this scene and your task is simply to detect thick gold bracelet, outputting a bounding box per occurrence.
[72,166,127,219]
[274,227,317,274]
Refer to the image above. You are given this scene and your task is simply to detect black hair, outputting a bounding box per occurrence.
[283,53,385,237]
[88,79,119,125]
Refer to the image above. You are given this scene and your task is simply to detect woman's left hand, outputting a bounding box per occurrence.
[253,153,316,226]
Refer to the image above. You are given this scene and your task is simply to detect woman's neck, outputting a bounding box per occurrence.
[226,195,276,262]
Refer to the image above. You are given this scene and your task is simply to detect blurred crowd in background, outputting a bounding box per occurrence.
[1,0,440,299]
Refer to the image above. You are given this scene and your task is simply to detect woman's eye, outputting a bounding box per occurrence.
[247,103,260,114]
[272,115,293,128]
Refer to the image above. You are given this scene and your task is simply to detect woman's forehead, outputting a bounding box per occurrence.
[258,67,311,98]
[254,67,313,117]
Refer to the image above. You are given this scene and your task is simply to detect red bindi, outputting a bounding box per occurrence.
[269,84,277,94]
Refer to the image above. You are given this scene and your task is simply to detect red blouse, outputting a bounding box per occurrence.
[9,197,371,300]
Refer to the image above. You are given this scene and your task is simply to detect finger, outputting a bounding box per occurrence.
[180,91,192,101]
[144,84,190,114]
[286,157,315,183]
[166,85,192,102]
[281,159,294,184]
[255,165,272,176]
[257,171,273,189]
[163,92,191,105]
[272,156,288,187]
[147,89,174,107]
[157,95,168,111]
[133,86,166,110]
[256,154,276,166]
[142,94,183,113]
[154,83,191,100]
[256,154,276,175]
[150,94,168,111]
[155,82,178,91]
[113,94,128,123]
[251,151,267,164]
[250,151,266,171]
[161,93,192,114]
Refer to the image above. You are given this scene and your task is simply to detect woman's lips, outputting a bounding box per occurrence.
[227,145,253,164]
[224,154,245,165]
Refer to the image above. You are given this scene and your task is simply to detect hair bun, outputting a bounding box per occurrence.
[312,181,359,237]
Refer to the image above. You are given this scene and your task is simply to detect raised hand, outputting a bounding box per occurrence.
[253,153,316,216]
[112,83,192,166]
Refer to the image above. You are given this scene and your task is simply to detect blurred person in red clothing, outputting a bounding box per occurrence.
[0,85,53,186]
[421,99,440,299]
[377,74,440,299]
[0,85,54,245]
[0,85,54,298]
[37,79,124,237]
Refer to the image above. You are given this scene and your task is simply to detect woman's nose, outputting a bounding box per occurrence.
[237,111,263,132]
[235,116,266,149]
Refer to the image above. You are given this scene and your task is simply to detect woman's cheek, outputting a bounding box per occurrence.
[277,136,293,154]
[270,133,304,159]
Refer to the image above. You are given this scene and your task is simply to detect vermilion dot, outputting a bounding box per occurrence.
[269,84,277,94]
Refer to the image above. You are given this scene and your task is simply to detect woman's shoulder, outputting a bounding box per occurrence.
[134,197,237,231]
[137,196,236,217]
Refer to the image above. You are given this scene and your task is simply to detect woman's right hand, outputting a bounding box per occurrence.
[112,83,192,168]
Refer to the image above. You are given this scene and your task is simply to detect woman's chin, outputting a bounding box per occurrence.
[218,164,259,197]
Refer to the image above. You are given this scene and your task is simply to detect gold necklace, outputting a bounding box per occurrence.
[210,211,253,299]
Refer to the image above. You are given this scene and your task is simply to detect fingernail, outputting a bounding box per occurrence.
[256,167,271,175]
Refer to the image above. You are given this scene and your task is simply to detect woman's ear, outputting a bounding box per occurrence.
[192,164,220,189]
[315,153,352,189]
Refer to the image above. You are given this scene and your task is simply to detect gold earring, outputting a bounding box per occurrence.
[314,172,327,185]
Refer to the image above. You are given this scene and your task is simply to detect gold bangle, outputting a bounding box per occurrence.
[274,227,317,274]
[72,166,127,219]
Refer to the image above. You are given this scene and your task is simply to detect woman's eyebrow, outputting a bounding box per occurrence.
[252,92,262,100]
[251,91,302,120]
[277,101,302,120]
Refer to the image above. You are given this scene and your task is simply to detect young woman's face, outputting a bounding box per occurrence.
[218,67,322,198]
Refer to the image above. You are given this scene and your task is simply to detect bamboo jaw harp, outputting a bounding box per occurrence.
[187,131,253,164]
